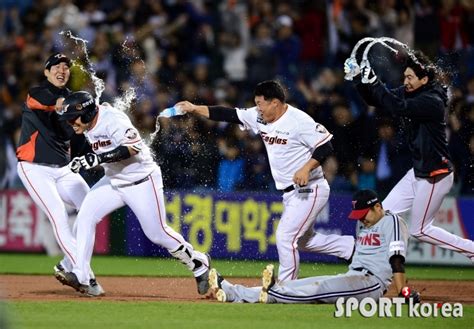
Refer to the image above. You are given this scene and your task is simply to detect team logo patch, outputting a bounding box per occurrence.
[125,128,138,140]
[315,123,328,134]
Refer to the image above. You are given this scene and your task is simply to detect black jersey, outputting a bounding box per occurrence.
[16,81,89,165]
[356,80,453,178]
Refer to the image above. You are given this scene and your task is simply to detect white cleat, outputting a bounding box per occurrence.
[215,289,227,303]
[208,268,226,302]
[259,264,275,303]
[87,278,105,297]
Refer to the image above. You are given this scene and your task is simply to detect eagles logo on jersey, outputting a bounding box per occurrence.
[315,124,328,134]
[125,128,138,140]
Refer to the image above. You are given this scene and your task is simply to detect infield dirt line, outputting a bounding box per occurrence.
[1,275,473,304]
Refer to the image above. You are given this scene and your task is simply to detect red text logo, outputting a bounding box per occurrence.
[92,140,112,151]
[357,233,381,246]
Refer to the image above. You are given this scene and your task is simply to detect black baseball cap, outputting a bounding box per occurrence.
[348,189,380,220]
[45,53,71,70]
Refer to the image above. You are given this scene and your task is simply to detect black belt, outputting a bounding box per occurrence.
[115,175,150,188]
[353,267,374,276]
[281,185,295,193]
[279,175,325,193]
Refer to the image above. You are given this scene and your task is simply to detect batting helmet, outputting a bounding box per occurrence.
[58,91,97,123]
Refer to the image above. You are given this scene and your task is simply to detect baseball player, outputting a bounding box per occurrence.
[54,91,210,296]
[15,53,103,295]
[209,189,418,304]
[176,80,355,282]
[345,50,474,261]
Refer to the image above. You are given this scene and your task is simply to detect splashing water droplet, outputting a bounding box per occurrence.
[60,30,105,101]
[112,87,136,113]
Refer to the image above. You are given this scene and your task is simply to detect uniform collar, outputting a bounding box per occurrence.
[42,80,70,96]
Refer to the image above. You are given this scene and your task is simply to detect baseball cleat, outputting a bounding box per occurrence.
[53,263,66,285]
[259,264,275,303]
[53,263,65,274]
[208,268,226,302]
[87,278,105,297]
[216,289,227,303]
[55,271,88,294]
[56,272,104,297]
[195,253,211,295]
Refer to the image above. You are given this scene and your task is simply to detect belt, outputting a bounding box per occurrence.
[115,175,150,188]
[279,175,325,193]
[353,267,374,276]
[281,185,295,193]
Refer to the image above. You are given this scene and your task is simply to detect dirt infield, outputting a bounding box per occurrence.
[1,275,473,304]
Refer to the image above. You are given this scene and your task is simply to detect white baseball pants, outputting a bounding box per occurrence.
[383,169,474,259]
[17,161,90,271]
[72,169,201,285]
[277,178,355,282]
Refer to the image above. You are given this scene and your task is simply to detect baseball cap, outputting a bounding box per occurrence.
[45,53,71,70]
[348,189,380,220]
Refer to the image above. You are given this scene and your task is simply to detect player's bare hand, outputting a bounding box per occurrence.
[55,97,65,114]
[293,167,311,186]
[174,101,196,113]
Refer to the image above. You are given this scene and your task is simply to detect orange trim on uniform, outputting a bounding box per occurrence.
[313,133,333,148]
[26,94,56,111]
[429,168,449,177]
[16,130,39,162]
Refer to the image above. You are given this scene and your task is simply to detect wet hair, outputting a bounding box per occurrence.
[254,80,286,103]
[404,50,438,82]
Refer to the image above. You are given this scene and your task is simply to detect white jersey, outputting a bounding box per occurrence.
[236,105,333,190]
[84,104,157,186]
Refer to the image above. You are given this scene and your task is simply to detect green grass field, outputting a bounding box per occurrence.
[1,254,473,329]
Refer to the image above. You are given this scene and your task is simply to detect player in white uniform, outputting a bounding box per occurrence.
[345,50,474,261]
[54,91,211,296]
[176,80,355,282]
[208,189,419,304]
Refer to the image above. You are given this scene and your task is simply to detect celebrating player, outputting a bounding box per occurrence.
[15,53,104,296]
[175,80,355,282]
[55,91,210,296]
[345,50,474,261]
[208,189,418,304]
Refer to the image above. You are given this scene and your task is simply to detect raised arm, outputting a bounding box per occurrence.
[176,101,210,118]
[175,101,242,124]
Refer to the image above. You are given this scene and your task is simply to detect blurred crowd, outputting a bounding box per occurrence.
[0,0,473,197]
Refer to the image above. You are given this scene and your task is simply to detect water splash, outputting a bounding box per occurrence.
[60,31,159,147]
[149,119,161,141]
[112,87,136,113]
[60,30,105,102]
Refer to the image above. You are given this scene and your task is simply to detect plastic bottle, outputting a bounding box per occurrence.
[158,105,185,118]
